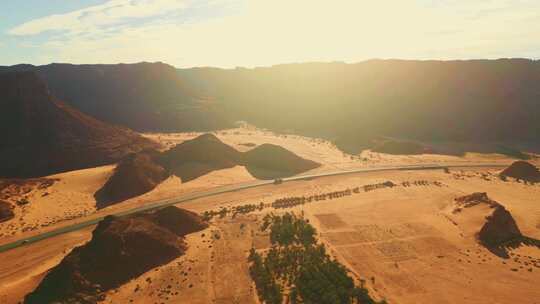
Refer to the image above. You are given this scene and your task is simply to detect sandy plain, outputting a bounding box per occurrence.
[0,127,538,303]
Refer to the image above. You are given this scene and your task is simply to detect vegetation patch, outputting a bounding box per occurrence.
[248,213,384,304]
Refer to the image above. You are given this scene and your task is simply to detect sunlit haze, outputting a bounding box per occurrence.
[2,2,540,304]
[2,0,540,67]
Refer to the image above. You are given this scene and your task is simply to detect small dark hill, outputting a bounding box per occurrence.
[24,207,208,304]
[453,192,539,257]
[455,193,523,247]
[0,71,157,178]
[95,134,321,205]
[500,161,540,182]
[95,150,169,209]
[160,133,243,182]
[478,204,522,248]
[151,206,209,236]
[242,143,320,179]
[160,135,319,181]
[0,200,14,223]
[371,139,431,155]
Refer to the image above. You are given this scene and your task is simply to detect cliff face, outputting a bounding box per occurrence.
[1,62,230,132]
[0,71,157,178]
[182,59,540,153]
[24,207,208,304]
[5,59,540,148]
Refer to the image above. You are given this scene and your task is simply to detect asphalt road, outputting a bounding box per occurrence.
[0,163,507,253]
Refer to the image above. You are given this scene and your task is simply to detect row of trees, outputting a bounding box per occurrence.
[202,202,265,220]
[249,213,385,304]
[272,188,356,209]
[202,179,441,221]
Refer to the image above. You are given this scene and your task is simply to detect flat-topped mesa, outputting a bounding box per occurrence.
[24,206,208,304]
[500,161,540,182]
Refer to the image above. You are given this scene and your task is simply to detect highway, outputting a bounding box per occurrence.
[0,163,507,253]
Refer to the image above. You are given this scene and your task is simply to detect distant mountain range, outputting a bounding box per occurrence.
[2,59,540,155]
[0,62,229,132]
[181,59,540,153]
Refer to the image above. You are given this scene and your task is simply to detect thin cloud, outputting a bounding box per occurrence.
[4,0,540,67]
[8,0,189,36]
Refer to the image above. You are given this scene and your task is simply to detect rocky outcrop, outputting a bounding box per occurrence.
[95,150,169,208]
[0,71,157,178]
[478,205,522,247]
[150,206,209,236]
[242,143,320,179]
[160,133,242,182]
[454,193,523,247]
[96,134,320,205]
[500,161,540,182]
[24,207,208,304]
[454,192,497,209]
[0,200,14,223]
[160,134,319,182]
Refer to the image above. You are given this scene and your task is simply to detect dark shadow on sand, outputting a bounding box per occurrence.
[484,236,540,259]
[244,166,297,180]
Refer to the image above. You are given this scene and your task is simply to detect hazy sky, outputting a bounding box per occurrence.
[1,0,539,68]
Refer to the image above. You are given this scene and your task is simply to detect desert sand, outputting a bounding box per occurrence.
[0,128,539,303]
[144,127,523,171]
